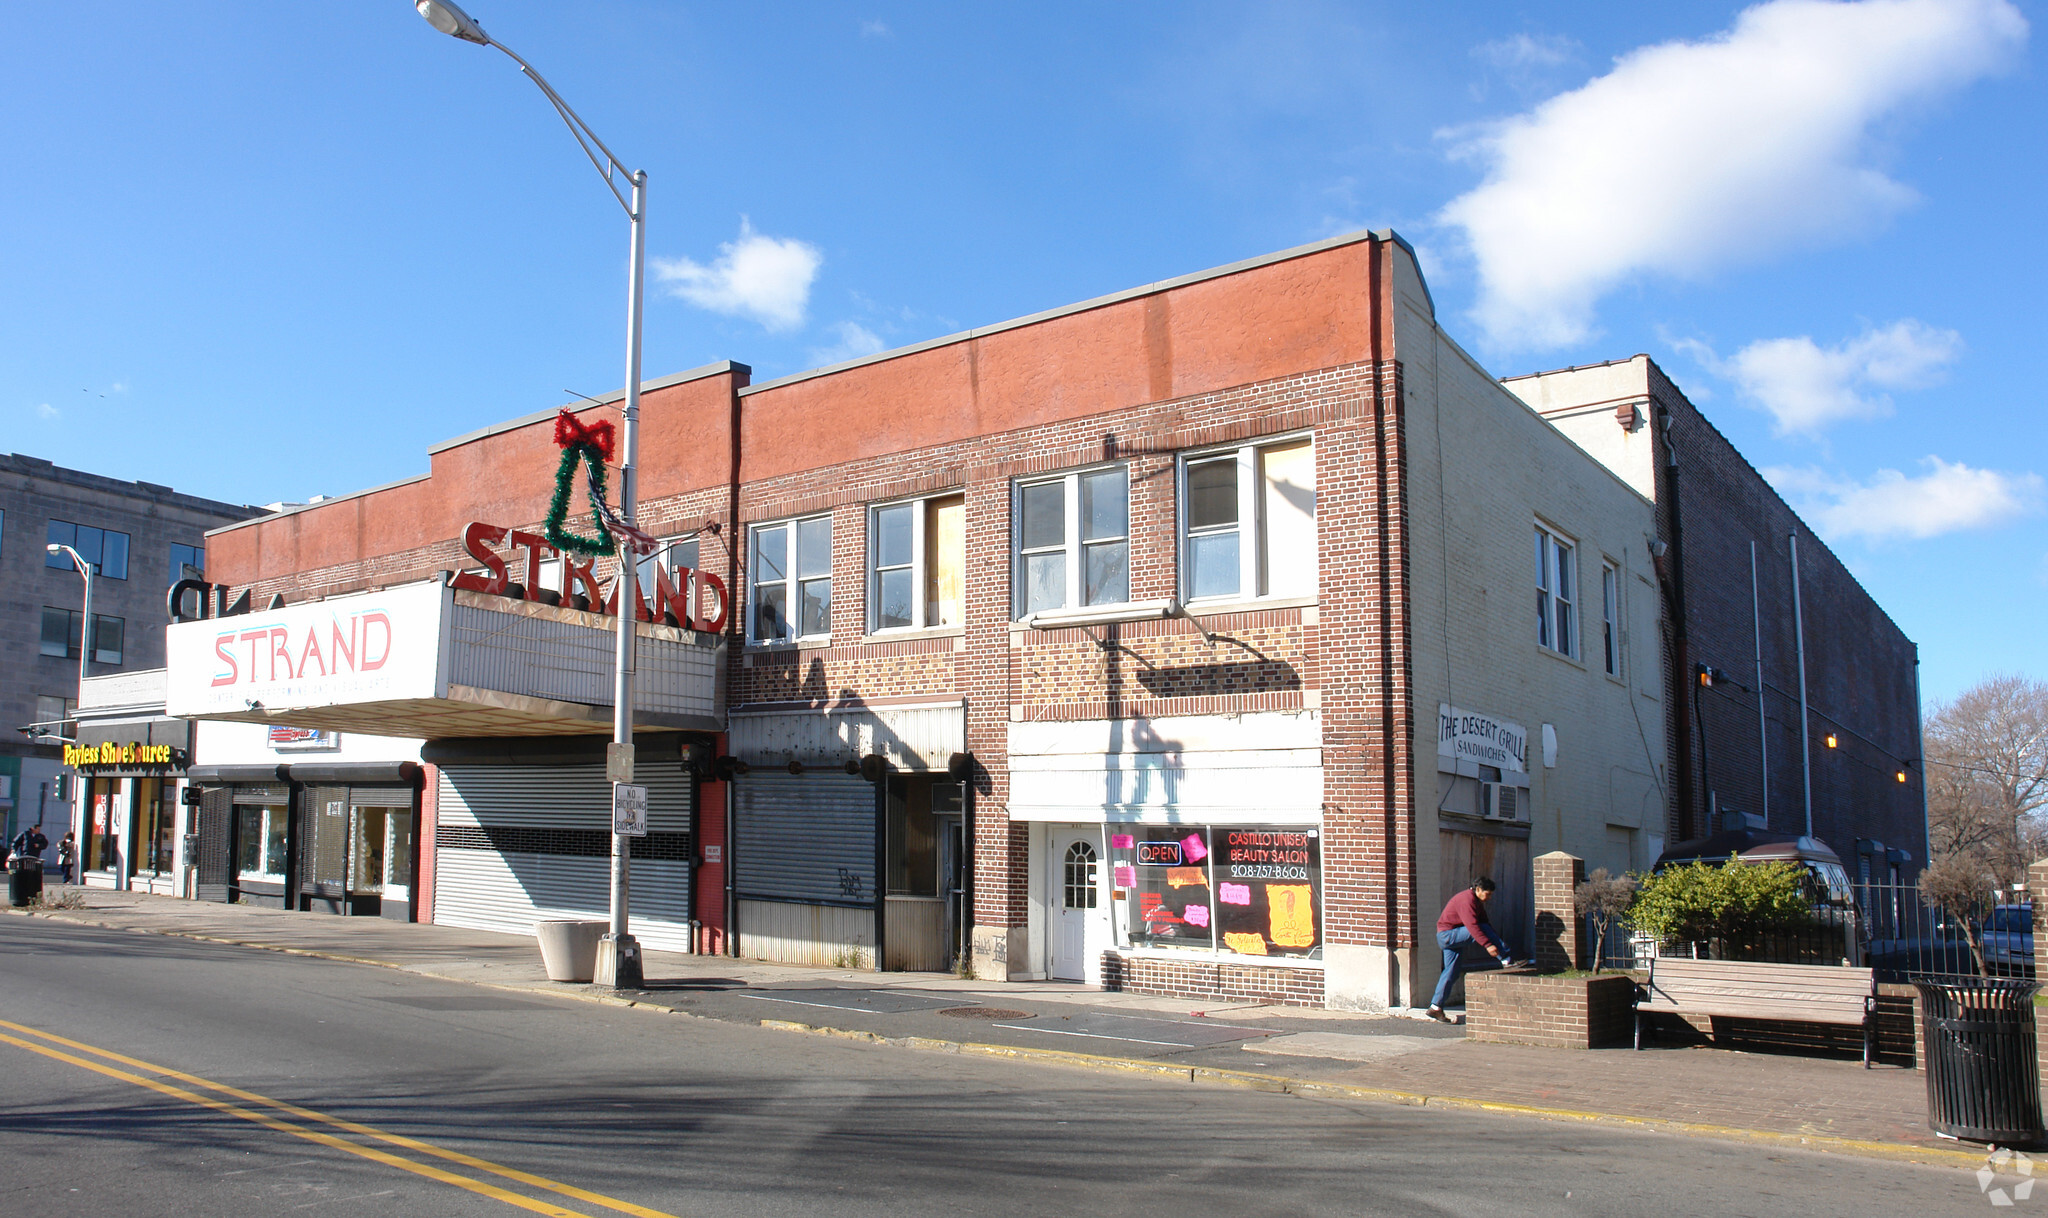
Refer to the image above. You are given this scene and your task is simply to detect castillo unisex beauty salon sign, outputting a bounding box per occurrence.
[166,582,444,718]
[1437,704,1527,774]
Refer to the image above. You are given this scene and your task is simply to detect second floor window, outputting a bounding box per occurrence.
[871,495,965,632]
[47,520,129,580]
[40,608,123,665]
[1601,562,1620,676]
[1535,523,1576,658]
[1016,467,1128,617]
[169,542,205,586]
[1181,438,1317,602]
[750,516,831,643]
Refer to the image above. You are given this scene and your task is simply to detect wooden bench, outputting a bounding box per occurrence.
[1634,958,1877,1067]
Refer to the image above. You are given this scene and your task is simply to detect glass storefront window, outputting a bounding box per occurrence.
[1111,825,1321,960]
[235,804,289,880]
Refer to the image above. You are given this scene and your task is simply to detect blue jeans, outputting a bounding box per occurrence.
[1431,924,1507,1010]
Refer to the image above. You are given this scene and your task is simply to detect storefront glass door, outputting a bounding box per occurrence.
[350,805,411,913]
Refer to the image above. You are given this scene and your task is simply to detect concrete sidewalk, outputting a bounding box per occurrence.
[6,888,1987,1168]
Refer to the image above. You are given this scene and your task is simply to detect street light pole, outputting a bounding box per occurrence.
[416,0,646,987]
[47,543,91,886]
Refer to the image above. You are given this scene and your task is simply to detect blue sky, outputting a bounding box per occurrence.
[3,2,2041,704]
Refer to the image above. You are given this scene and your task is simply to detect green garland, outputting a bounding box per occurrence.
[544,411,619,558]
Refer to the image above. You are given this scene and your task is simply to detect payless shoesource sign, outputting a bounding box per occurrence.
[1437,704,1527,774]
[64,742,178,769]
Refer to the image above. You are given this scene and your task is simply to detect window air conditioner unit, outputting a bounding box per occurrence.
[1479,782,1523,822]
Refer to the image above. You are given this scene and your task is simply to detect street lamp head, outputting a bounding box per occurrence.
[416,0,490,45]
[45,543,60,556]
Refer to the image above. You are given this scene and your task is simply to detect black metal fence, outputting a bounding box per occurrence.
[1591,882,2028,983]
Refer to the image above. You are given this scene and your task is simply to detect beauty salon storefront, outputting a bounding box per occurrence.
[1006,711,1326,1001]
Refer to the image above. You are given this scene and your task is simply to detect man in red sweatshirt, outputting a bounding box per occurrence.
[1427,876,1523,1021]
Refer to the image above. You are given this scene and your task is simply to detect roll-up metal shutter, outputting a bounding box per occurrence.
[431,762,694,952]
[734,772,876,907]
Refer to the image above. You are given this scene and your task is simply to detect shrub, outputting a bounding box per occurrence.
[1627,855,1815,958]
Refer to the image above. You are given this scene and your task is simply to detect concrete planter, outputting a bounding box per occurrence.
[534,920,608,983]
[1464,971,1638,1049]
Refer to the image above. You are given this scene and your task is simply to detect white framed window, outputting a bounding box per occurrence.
[870,495,965,632]
[1535,523,1576,658]
[1179,437,1316,603]
[1015,467,1129,617]
[1600,561,1620,677]
[637,536,701,597]
[750,516,831,643]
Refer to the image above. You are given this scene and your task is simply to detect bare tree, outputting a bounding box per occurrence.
[1918,848,1999,975]
[1574,868,1638,973]
[1924,674,2048,892]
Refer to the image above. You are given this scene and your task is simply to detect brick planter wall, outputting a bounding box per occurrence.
[1101,952,1324,1008]
[1465,972,1635,1049]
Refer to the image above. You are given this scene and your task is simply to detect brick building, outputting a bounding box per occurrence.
[1505,359,1927,876]
[1,453,261,851]
[162,230,1887,1011]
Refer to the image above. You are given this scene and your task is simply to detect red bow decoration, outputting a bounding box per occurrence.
[553,409,615,462]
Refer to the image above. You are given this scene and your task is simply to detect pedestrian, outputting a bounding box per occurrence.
[57,832,77,885]
[1427,876,1524,1022]
[11,823,48,863]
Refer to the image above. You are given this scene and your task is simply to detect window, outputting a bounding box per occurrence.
[1600,562,1620,676]
[1110,825,1321,958]
[169,542,205,586]
[1180,438,1316,602]
[1015,467,1128,617]
[39,608,121,664]
[1534,523,1576,657]
[46,520,129,580]
[870,495,964,632]
[749,516,831,643]
[236,803,290,880]
[1064,841,1099,910]
[33,695,74,737]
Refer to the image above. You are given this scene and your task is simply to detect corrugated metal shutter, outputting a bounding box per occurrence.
[431,763,694,953]
[733,772,876,907]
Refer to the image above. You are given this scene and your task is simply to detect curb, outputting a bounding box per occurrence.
[11,907,1990,1170]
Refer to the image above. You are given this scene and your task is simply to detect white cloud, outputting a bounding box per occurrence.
[1699,319,1963,433]
[653,219,822,331]
[35,403,57,419]
[1474,33,1576,71]
[859,19,890,38]
[1437,0,2027,350]
[808,321,888,368]
[1766,457,2044,541]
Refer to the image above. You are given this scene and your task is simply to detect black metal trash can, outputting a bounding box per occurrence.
[1914,977,2046,1146]
[7,855,44,907]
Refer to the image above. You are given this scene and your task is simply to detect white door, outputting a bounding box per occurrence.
[1051,829,1109,983]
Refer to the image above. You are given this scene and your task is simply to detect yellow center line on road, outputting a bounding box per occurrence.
[0,1019,680,1218]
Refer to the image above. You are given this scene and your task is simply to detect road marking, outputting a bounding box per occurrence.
[0,1019,678,1218]
[988,1023,1190,1047]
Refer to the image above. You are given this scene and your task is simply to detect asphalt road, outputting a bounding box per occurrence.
[0,919,1996,1217]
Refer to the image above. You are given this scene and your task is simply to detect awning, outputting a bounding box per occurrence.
[166,580,724,739]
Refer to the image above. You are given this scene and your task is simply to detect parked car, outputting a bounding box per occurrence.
[1864,924,1979,982]
[1980,904,2035,977]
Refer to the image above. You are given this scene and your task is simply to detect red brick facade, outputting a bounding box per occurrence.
[198,233,1456,1006]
